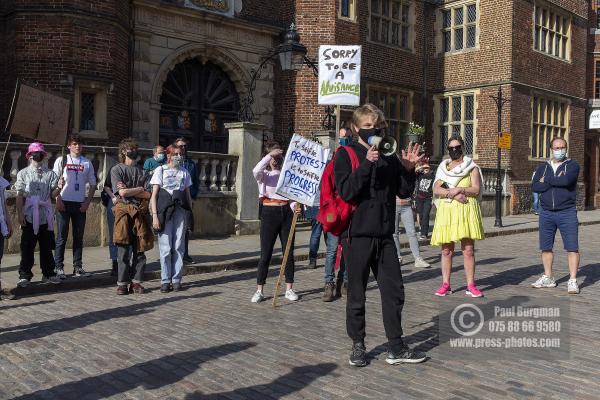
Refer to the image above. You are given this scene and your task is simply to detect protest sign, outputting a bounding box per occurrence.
[8,83,70,144]
[275,134,330,205]
[318,45,361,106]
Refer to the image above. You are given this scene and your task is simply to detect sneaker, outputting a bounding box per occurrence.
[349,341,368,367]
[55,268,66,280]
[567,279,580,294]
[183,255,195,265]
[435,282,452,296]
[131,283,145,294]
[386,347,428,365]
[42,276,61,284]
[116,285,128,295]
[466,283,483,298]
[531,274,556,288]
[172,283,182,292]
[285,288,299,301]
[414,257,431,269]
[17,278,30,288]
[251,290,264,303]
[322,282,335,302]
[308,258,317,269]
[160,283,171,293]
[418,235,428,241]
[73,267,91,277]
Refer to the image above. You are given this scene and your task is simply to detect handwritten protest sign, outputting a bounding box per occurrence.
[318,45,361,106]
[276,134,330,205]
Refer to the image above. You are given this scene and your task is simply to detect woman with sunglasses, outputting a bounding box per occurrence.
[431,136,485,297]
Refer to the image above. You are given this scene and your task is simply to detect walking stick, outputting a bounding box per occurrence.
[272,203,301,308]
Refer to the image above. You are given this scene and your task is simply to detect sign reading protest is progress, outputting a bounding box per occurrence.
[318,45,361,106]
[276,134,330,205]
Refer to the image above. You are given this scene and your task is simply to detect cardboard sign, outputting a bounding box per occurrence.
[276,134,330,205]
[318,45,361,106]
[498,132,511,149]
[8,83,70,144]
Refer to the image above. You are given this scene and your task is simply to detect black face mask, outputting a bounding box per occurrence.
[358,128,382,145]
[126,150,138,160]
[31,152,44,162]
[448,147,463,160]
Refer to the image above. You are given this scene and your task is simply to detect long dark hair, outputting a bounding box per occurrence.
[265,141,283,171]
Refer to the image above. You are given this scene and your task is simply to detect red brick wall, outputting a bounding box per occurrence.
[0,0,131,145]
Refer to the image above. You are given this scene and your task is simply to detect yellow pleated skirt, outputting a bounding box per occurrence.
[430,196,485,246]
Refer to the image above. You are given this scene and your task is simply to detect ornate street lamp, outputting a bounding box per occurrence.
[238,23,334,130]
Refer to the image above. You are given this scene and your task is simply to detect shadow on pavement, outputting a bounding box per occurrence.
[183,363,338,399]
[0,299,55,311]
[8,342,256,400]
[0,292,220,345]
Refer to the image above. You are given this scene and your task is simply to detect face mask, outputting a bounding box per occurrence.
[358,128,382,145]
[155,154,165,163]
[31,152,44,162]
[126,150,138,160]
[339,137,350,146]
[171,155,183,167]
[553,149,567,161]
[448,147,463,160]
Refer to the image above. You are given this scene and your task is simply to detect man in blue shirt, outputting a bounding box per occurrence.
[143,145,166,175]
[531,137,580,294]
[174,138,199,264]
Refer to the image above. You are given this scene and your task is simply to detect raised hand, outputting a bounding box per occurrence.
[400,143,425,170]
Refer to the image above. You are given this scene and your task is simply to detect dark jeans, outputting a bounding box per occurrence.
[256,205,295,285]
[19,223,56,280]
[116,232,147,285]
[342,236,406,353]
[309,219,326,260]
[55,201,86,270]
[416,198,433,237]
[539,207,579,252]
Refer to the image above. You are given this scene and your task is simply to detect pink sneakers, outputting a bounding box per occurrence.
[466,283,483,298]
[435,282,452,296]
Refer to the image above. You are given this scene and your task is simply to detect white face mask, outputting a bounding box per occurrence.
[171,155,183,167]
[553,149,567,161]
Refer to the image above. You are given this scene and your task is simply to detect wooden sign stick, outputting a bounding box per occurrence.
[272,204,301,308]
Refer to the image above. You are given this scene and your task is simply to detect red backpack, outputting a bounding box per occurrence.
[317,146,360,237]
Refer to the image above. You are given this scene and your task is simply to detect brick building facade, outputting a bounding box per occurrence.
[0,0,593,214]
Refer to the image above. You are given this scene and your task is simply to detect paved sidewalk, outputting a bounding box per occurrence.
[2,210,600,297]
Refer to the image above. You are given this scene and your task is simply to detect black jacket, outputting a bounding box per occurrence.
[333,143,416,237]
[155,188,191,233]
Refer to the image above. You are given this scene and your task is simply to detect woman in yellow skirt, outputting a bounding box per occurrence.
[431,136,485,297]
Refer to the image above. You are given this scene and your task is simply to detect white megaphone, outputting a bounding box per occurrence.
[368,135,398,156]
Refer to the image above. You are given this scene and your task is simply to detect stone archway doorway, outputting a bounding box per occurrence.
[158,59,240,153]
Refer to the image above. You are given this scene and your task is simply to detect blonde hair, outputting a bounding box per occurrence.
[351,103,387,133]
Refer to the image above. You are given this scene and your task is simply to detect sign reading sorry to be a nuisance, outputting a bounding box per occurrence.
[318,45,361,106]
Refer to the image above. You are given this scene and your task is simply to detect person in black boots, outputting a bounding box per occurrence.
[334,104,427,367]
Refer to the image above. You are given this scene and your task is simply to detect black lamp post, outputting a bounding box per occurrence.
[238,24,335,130]
[490,86,510,228]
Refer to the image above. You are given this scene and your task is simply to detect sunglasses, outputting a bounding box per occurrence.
[448,145,462,151]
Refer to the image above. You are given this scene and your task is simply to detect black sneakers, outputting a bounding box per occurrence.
[308,258,317,269]
[349,341,368,367]
[386,347,428,365]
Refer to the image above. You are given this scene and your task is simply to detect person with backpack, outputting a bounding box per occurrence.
[415,162,434,239]
[330,103,427,367]
[150,144,193,293]
[251,141,301,303]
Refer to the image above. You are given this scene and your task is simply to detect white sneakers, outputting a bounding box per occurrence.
[414,257,431,269]
[251,288,300,303]
[531,274,580,294]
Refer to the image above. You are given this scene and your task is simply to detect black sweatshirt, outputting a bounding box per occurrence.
[333,142,416,237]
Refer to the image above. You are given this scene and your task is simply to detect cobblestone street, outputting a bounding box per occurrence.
[1,226,600,399]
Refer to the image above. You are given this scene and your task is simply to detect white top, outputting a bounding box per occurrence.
[149,165,192,194]
[53,155,97,203]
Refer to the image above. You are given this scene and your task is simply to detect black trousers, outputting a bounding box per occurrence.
[19,223,56,280]
[256,205,295,285]
[342,236,406,352]
[416,198,433,237]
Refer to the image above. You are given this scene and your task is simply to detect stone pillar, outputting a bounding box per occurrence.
[225,122,266,235]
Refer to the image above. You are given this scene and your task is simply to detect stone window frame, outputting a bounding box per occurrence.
[433,89,479,159]
[532,1,571,62]
[73,80,109,139]
[436,0,479,56]
[366,84,413,151]
[368,0,415,52]
[530,94,570,160]
[339,0,357,22]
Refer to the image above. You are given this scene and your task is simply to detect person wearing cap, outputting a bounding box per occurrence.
[415,162,434,240]
[53,134,97,278]
[15,142,62,287]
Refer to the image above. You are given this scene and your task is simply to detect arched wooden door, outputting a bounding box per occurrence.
[159,59,240,153]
